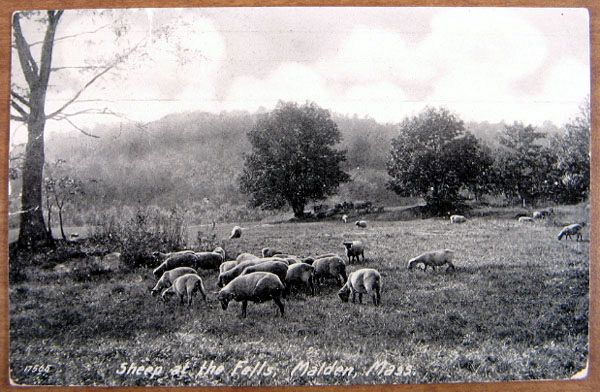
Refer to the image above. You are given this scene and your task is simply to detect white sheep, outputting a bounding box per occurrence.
[518,216,535,223]
[240,260,289,289]
[285,263,315,295]
[161,273,206,306]
[230,226,243,239]
[407,249,455,272]
[219,260,238,274]
[355,220,368,228]
[151,267,197,296]
[216,271,285,318]
[557,223,584,241]
[342,241,365,264]
[338,268,382,306]
[152,249,195,263]
[450,215,467,224]
[217,259,267,287]
[342,214,348,223]
[313,255,348,287]
[236,253,259,263]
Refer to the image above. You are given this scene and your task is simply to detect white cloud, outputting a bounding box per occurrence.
[225,62,331,111]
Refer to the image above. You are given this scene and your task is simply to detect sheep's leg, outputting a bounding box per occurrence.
[273,297,285,317]
[358,293,363,304]
[308,276,315,296]
[352,292,356,303]
[178,294,184,306]
[372,293,377,306]
[241,301,248,318]
[376,288,381,306]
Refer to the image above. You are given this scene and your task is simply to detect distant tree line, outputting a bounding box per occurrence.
[9,98,589,233]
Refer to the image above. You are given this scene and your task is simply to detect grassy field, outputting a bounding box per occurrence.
[9,207,589,386]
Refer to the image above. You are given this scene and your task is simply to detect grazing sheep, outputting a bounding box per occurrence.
[161,273,206,306]
[533,208,554,219]
[518,216,535,223]
[216,272,285,318]
[355,220,368,228]
[407,249,455,272]
[272,254,303,265]
[342,214,348,223]
[338,268,382,306]
[236,253,259,263]
[152,250,195,263]
[450,215,467,224]
[213,246,225,259]
[230,226,242,239]
[219,260,238,274]
[193,249,225,271]
[262,247,283,258]
[151,267,197,296]
[153,248,224,278]
[342,241,365,264]
[240,260,289,288]
[557,223,585,241]
[313,255,348,287]
[217,259,268,288]
[285,263,315,295]
[153,252,201,279]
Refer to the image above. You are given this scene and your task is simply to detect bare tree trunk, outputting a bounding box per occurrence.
[14,11,63,250]
[18,114,52,249]
[58,206,66,241]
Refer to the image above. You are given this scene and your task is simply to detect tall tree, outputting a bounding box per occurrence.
[12,11,64,248]
[11,10,140,249]
[387,107,491,214]
[551,97,591,203]
[492,122,559,207]
[239,101,350,218]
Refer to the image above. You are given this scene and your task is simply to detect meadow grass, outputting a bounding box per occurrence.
[9,211,589,386]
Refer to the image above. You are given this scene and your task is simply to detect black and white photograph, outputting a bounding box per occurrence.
[7,6,591,387]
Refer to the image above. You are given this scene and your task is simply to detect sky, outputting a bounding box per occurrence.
[10,7,590,143]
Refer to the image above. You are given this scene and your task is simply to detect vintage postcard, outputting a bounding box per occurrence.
[7,7,590,387]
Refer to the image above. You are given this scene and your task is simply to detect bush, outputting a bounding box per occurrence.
[90,207,188,268]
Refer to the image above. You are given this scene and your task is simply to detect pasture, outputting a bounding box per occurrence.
[9,210,589,386]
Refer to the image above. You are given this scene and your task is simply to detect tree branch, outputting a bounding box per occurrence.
[11,90,30,107]
[12,13,39,86]
[62,117,100,138]
[23,23,110,48]
[37,10,63,89]
[10,114,27,122]
[45,39,145,120]
[11,100,29,120]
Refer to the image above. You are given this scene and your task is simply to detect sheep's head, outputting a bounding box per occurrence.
[213,246,225,260]
[407,259,417,270]
[342,242,353,250]
[338,286,351,302]
[216,291,234,310]
[302,257,315,265]
[161,289,174,302]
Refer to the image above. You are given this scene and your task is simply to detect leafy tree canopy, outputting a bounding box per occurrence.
[387,107,492,214]
[240,101,350,217]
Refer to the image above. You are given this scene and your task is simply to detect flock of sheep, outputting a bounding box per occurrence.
[147,208,585,318]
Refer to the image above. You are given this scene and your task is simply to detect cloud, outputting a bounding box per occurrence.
[224,62,331,111]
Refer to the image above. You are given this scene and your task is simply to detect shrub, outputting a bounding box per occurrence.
[90,207,188,268]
